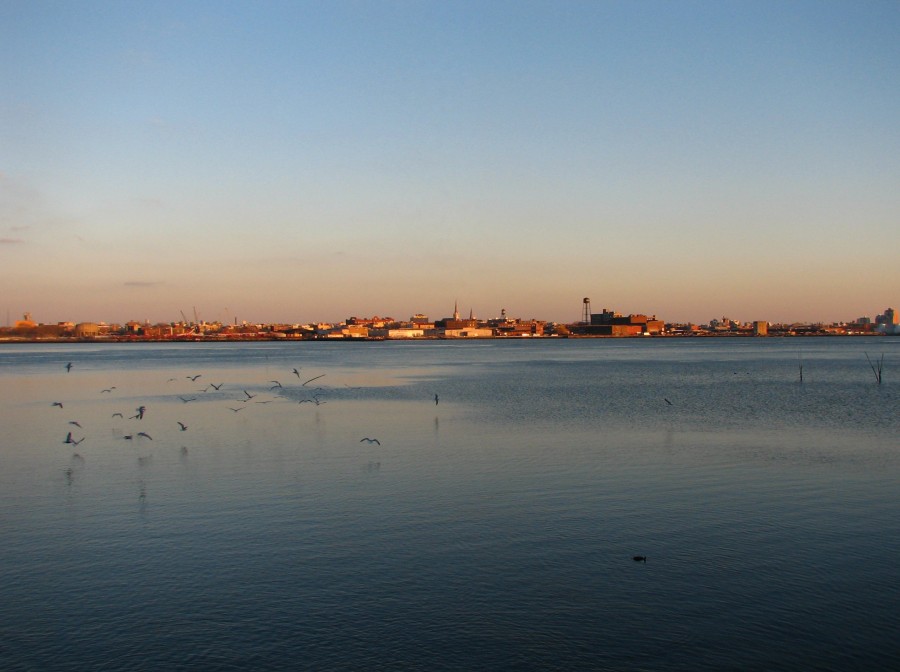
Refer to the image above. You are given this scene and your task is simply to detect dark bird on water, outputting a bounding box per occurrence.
[360,437,381,445]
[177,422,188,431]
[633,556,647,562]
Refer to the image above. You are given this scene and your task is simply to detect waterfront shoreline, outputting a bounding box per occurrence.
[0,332,891,344]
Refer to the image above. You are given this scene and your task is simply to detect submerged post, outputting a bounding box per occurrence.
[865,353,884,385]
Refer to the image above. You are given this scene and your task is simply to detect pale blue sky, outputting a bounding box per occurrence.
[2,0,898,325]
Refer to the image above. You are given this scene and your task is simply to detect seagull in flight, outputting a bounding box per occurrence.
[187,374,202,381]
[270,380,282,389]
[359,437,381,445]
[243,390,256,400]
[177,421,188,431]
[137,432,153,440]
[292,368,301,378]
[64,432,84,446]
[209,383,223,391]
[68,421,82,428]
[131,405,147,420]
[664,398,673,406]
[52,402,64,409]
[179,396,196,403]
[434,394,439,405]
[112,412,124,418]
[65,362,73,372]
[303,374,325,386]
[228,407,245,413]
[101,387,116,393]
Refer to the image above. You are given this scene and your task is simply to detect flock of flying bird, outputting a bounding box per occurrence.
[51,359,649,562]
[51,361,445,462]
[51,362,440,468]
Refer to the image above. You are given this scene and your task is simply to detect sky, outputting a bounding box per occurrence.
[2,0,899,326]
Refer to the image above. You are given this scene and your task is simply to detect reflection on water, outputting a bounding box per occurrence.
[1,339,899,670]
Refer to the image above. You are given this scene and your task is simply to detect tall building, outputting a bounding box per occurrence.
[875,308,897,325]
[436,301,479,330]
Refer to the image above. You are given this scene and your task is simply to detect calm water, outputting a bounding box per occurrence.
[1,338,898,670]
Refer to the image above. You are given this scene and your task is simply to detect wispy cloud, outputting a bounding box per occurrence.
[0,237,25,245]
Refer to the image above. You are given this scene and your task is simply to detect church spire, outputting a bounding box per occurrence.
[453,300,460,321]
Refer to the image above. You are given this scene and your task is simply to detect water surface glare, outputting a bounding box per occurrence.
[1,339,899,670]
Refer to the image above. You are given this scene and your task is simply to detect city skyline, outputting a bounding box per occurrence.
[5,301,898,332]
[2,1,899,326]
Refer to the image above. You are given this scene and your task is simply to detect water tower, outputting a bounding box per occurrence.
[582,298,591,324]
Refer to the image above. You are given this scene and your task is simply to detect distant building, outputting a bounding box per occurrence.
[13,312,36,329]
[709,316,740,331]
[753,321,768,336]
[347,316,394,328]
[435,301,479,330]
[74,322,102,338]
[587,309,665,335]
[372,327,426,339]
[319,324,370,338]
[875,308,897,326]
[875,308,899,334]
[442,327,493,338]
